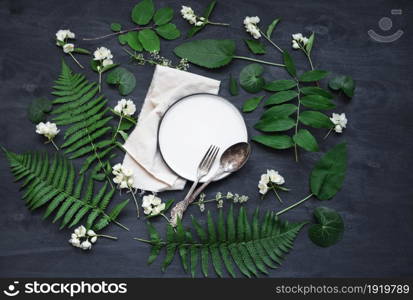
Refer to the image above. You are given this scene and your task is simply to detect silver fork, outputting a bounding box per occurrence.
[170,145,220,226]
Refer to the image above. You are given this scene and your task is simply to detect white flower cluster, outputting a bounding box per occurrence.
[197,192,248,212]
[181,6,205,26]
[35,122,59,140]
[244,16,261,39]
[56,29,75,53]
[142,194,166,216]
[114,99,136,117]
[112,163,134,189]
[330,113,348,133]
[258,170,285,195]
[291,33,309,50]
[68,225,98,250]
[93,46,114,68]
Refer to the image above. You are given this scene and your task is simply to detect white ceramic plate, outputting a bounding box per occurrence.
[158,93,248,182]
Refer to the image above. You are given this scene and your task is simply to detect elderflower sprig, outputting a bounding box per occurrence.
[291,32,316,70]
[324,113,348,139]
[123,48,189,71]
[68,225,117,250]
[258,170,289,203]
[192,192,249,212]
[55,29,90,69]
[112,163,140,218]
[181,5,229,27]
[35,122,60,151]
[243,16,283,53]
[112,98,136,141]
[91,47,117,92]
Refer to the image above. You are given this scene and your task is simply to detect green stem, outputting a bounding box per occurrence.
[233,55,284,67]
[324,127,334,140]
[98,71,102,93]
[97,234,118,240]
[271,184,283,203]
[113,115,123,140]
[83,26,153,41]
[50,139,59,151]
[259,30,283,53]
[207,20,230,26]
[129,187,140,218]
[293,81,302,162]
[68,52,84,69]
[275,194,313,216]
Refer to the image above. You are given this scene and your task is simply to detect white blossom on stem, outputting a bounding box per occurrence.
[330,113,348,133]
[114,99,136,117]
[244,16,261,39]
[142,194,166,216]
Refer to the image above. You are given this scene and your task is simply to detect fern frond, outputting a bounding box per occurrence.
[3,149,129,232]
[51,60,119,174]
[137,206,306,278]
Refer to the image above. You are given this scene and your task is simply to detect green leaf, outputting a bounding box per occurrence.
[110,23,122,32]
[266,18,280,38]
[239,64,265,93]
[174,39,236,69]
[299,70,329,82]
[293,129,319,152]
[261,103,297,120]
[73,48,91,55]
[255,117,295,132]
[329,75,355,98]
[242,96,264,113]
[283,51,296,77]
[153,7,173,25]
[118,34,128,45]
[264,80,296,92]
[131,0,155,25]
[244,39,266,55]
[300,86,333,99]
[106,67,136,96]
[305,32,315,54]
[126,32,143,51]
[229,74,239,96]
[308,207,344,247]
[138,29,160,52]
[155,23,180,40]
[300,95,335,110]
[27,98,52,123]
[310,143,347,200]
[255,126,296,150]
[264,91,298,106]
[299,111,333,128]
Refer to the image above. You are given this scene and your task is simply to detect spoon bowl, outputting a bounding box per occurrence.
[219,142,251,173]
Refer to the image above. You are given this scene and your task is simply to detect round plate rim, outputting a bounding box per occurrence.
[157,92,248,182]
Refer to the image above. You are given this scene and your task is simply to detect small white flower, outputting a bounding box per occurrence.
[239,195,249,203]
[195,21,204,26]
[151,203,165,216]
[90,236,98,243]
[69,237,81,248]
[244,16,261,39]
[74,225,86,238]
[291,33,309,50]
[199,203,205,212]
[56,29,75,42]
[217,199,223,208]
[63,43,74,53]
[292,33,303,41]
[87,230,96,237]
[226,192,233,199]
[181,5,198,25]
[259,174,270,185]
[36,122,60,140]
[80,240,92,250]
[114,99,136,117]
[292,40,300,49]
[258,182,268,195]
[142,194,165,216]
[301,37,309,45]
[93,47,113,61]
[102,59,113,67]
[233,193,240,203]
[330,113,348,133]
[215,192,222,200]
[267,170,285,185]
[112,163,134,189]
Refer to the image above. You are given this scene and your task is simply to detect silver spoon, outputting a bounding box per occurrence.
[170,142,251,226]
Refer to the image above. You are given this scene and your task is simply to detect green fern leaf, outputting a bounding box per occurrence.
[2,149,128,232]
[138,206,306,278]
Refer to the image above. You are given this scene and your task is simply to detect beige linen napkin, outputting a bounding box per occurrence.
[121,65,221,192]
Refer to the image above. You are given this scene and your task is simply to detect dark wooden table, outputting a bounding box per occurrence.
[0,0,412,277]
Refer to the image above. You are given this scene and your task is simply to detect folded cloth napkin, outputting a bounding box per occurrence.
[121,65,221,192]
